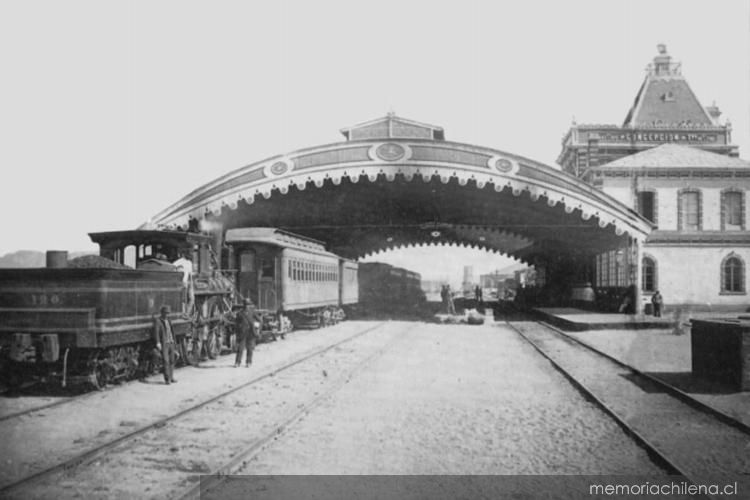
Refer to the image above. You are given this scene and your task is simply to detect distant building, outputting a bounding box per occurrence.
[515,268,542,288]
[421,279,444,295]
[479,270,507,288]
[559,45,750,311]
[462,265,475,294]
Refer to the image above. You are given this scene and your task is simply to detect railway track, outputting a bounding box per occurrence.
[176,323,408,500]
[507,320,750,500]
[0,331,308,423]
[0,321,395,499]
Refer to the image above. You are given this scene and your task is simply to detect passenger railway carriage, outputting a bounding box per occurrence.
[224,228,358,328]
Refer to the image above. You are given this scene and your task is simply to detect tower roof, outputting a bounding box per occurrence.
[622,45,716,128]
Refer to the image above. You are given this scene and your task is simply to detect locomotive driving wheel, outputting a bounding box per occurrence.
[181,301,204,366]
[178,335,199,366]
[206,297,230,358]
[87,351,113,390]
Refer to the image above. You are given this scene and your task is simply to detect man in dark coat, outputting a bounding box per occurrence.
[651,290,664,317]
[153,305,177,384]
[235,298,261,367]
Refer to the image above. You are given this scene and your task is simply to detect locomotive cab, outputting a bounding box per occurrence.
[89,229,214,274]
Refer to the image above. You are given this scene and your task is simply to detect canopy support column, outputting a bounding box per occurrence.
[631,238,642,315]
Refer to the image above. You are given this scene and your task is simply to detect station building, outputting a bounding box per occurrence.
[559,45,750,312]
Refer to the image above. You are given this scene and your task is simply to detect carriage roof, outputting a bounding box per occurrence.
[225,228,339,258]
[89,229,212,248]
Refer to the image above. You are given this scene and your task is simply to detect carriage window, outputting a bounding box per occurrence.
[123,245,136,268]
[261,259,275,279]
[239,252,255,272]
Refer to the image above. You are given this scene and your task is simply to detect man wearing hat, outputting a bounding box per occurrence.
[153,305,177,384]
[234,298,261,367]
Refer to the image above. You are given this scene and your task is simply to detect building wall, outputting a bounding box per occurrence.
[598,174,750,309]
[600,176,750,231]
[643,245,749,309]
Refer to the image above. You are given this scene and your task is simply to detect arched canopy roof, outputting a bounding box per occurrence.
[147,117,652,263]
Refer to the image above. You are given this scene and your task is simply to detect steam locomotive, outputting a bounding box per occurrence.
[0,227,357,389]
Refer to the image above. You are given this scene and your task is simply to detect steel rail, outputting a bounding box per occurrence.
[174,323,407,500]
[536,319,750,436]
[0,321,387,498]
[505,320,713,500]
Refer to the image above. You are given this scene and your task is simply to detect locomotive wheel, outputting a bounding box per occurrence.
[89,361,112,390]
[208,298,231,357]
[179,336,199,366]
[206,329,221,359]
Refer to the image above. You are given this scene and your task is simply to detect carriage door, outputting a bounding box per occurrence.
[237,249,258,305]
[258,255,278,311]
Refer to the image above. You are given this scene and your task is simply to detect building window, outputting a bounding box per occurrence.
[721,190,745,231]
[642,256,657,292]
[678,189,702,231]
[636,191,657,226]
[721,254,745,294]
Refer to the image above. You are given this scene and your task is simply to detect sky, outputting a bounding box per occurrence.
[1,0,748,281]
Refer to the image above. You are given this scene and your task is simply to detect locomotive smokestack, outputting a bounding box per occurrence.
[46,250,68,268]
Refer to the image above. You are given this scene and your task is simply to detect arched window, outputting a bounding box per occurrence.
[721,254,745,294]
[721,189,745,231]
[678,189,702,231]
[641,256,657,292]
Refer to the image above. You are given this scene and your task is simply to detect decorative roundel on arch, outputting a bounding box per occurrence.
[369,143,411,162]
[487,155,518,175]
[264,158,294,177]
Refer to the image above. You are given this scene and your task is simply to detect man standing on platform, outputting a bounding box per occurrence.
[235,298,261,367]
[651,290,663,317]
[153,305,177,385]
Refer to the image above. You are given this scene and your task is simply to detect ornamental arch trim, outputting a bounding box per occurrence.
[146,139,653,260]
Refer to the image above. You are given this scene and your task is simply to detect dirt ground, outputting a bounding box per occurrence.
[235,321,661,476]
[4,319,683,499]
[0,321,382,488]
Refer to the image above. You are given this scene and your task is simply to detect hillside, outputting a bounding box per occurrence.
[0,250,95,268]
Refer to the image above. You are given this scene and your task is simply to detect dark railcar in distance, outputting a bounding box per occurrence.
[357,262,426,317]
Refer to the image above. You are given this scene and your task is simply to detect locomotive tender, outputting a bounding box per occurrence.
[0,227,358,388]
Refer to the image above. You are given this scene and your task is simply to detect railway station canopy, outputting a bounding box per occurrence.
[146,115,653,266]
